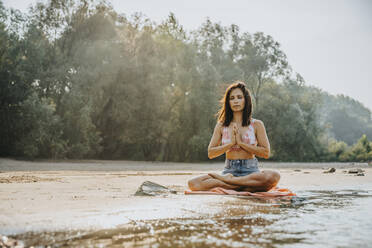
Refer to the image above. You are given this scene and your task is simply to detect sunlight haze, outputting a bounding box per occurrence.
[4,0,372,110]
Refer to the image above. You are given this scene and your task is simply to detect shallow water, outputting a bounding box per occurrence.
[9,187,372,248]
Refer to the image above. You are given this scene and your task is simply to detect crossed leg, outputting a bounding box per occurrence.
[188,174,240,191]
[188,170,280,192]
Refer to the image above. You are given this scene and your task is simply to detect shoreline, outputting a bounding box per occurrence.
[0,158,370,171]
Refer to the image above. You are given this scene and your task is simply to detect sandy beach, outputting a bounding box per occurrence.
[0,158,371,237]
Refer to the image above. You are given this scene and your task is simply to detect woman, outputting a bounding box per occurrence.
[188,81,280,192]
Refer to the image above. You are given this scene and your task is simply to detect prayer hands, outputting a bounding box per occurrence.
[234,125,242,144]
[230,123,241,146]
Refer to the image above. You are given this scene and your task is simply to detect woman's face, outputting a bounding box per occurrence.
[229,88,245,112]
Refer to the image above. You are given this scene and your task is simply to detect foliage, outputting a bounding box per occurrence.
[319,93,372,145]
[16,92,66,158]
[325,135,372,162]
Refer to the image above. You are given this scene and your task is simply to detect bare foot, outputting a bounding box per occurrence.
[208,173,234,183]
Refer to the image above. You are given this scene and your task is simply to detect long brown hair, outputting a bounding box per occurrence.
[217,81,253,127]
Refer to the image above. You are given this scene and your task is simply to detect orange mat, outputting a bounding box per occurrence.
[184,186,296,197]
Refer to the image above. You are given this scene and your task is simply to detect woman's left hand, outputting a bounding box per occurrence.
[235,126,242,144]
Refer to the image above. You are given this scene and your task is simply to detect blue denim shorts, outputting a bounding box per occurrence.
[222,158,260,177]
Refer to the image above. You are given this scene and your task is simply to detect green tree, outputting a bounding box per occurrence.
[319,93,372,145]
[256,79,324,161]
[0,3,33,156]
[348,135,372,162]
[237,32,291,109]
[16,92,66,158]
[326,139,349,161]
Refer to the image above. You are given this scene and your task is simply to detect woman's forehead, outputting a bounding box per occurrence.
[230,88,243,96]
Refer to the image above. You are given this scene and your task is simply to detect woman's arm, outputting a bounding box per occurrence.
[208,123,234,159]
[237,120,270,159]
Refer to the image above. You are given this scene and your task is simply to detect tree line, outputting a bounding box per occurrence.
[1,0,371,162]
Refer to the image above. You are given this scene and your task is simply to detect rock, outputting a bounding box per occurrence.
[0,235,24,248]
[293,169,301,172]
[303,172,310,174]
[135,181,177,196]
[348,168,364,174]
[323,168,336,173]
[356,172,365,176]
[291,196,306,203]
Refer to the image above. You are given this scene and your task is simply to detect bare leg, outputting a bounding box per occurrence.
[188,174,241,191]
[208,170,280,192]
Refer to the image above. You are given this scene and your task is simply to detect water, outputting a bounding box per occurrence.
[7,187,372,248]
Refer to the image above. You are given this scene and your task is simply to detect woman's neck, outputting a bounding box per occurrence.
[232,111,243,124]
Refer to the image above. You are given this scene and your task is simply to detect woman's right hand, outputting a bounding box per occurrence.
[230,124,238,146]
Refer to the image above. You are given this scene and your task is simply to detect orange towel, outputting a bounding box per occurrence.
[184,186,296,197]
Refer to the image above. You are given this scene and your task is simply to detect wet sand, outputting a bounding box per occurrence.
[0,158,371,235]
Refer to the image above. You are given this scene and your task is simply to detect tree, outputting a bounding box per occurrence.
[348,135,372,162]
[16,92,66,158]
[237,32,291,109]
[256,79,324,161]
[0,3,32,156]
[319,92,372,145]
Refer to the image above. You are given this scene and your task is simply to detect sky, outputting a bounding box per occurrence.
[3,0,372,111]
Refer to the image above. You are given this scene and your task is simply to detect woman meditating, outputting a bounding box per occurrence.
[188,81,280,192]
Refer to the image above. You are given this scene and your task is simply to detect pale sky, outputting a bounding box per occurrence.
[3,0,372,111]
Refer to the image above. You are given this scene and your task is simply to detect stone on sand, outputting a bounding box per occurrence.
[135,181,177,196]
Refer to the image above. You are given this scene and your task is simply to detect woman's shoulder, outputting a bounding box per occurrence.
[251,119,266,130]
[251,118,264,127]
